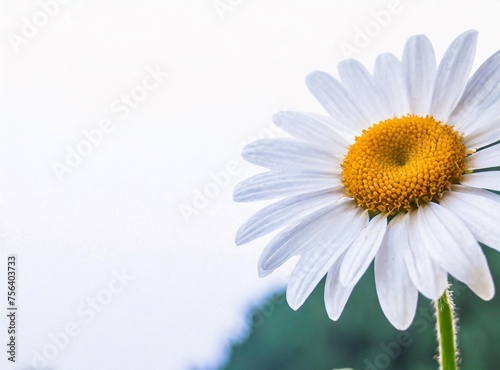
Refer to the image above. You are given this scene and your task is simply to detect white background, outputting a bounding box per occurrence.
[0,0,498,369]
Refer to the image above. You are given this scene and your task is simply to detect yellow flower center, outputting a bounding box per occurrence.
[341,115,466,214]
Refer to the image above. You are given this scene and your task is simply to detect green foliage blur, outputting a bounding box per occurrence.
[215,246,500,370]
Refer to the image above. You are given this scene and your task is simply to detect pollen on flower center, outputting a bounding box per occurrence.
[341,114,466,214]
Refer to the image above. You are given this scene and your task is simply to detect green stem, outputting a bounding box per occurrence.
[435,285,458,370]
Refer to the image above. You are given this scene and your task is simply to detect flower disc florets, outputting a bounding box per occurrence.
[341,115,466,214]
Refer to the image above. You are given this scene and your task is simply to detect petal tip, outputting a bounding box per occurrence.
[286,292,302,311]
[234,233,245,246]
[475,279,495,301]
[258,265,273,278]
[462,29,479,37]
[233,185,243,202]
[325,305,342,321]
[305,70,330,87]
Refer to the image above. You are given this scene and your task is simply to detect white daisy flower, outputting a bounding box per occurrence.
[234,30,500,330]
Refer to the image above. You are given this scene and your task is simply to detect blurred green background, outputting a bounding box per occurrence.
[211,246,500,370]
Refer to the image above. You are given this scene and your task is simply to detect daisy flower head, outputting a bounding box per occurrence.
[234,30,500,330]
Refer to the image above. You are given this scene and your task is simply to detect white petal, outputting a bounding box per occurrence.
[430,30,478,121]
[417,202,494,300]
[403,210,448,300]
[374,53,409,117]
[466,144,500,170]
[463,116,500,150]
[284,205,369,309]
[243,138,341,172]
[287,249,340,311]
[375,213,418,330]
[258,203,337,276]
[272,111,351,151]
[460,171,500,191]
[298,112,356,145]
[306,71,368,133]
[324,254,356,321]
[439,190,500,252]
[338,59,390,123]
[451,184,500,203]
[303,112,356,141]
[339,213,387,287]
[233,171,341,202]
[449,50,500,132]
[236,189,343,245]
[259,200,366,277]
[459,100,500,149]
[402,35,436,115]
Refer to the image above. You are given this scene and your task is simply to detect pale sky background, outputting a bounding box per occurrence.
[0,1,498,369]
